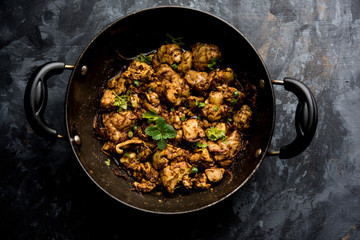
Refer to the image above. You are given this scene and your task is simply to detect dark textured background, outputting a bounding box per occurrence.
[1,0,360,239]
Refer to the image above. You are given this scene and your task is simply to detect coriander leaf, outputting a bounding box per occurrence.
[157,138,167,150]
[112,91,127,112]
[195,100,206,108]
[196,142,208,149]
[206,127,226,141]
[142,110,159,122]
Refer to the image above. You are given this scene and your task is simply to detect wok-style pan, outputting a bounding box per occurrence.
[24,7,317,214]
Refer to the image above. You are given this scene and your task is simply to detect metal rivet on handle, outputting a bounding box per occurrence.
[81,65,88,75]
[74,135,81,145]
[255,148,262,158]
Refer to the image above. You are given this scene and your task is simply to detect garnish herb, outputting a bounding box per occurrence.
[127,89,138,108]
[196,142,208,149]
[231,99,237,104]
[208,57,219,71]
[142,110,159,123]
[127,89,137,108]
[145,117,177,150]
[133,80,140,87]
[191,167,198,175]
[124,152,130,157]
[213,106,219,112]
[130,98,138,108]
[128,131,134,138]
[233,90,240,98]
[206,127,226,141]
[112,91,128,112]
[171,63,178,70]
[135,53,152,64]
[166,34,185,47]
[132,125,138,131]
[195,100,206,108]
[105,159,111,166]
[180,115,186,121]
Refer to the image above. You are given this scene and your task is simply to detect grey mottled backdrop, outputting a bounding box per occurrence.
[1,0,360,239]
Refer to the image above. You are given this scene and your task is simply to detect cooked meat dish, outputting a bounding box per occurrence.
[94,40,256,194]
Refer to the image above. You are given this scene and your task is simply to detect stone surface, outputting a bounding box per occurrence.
[1,0,360,239]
